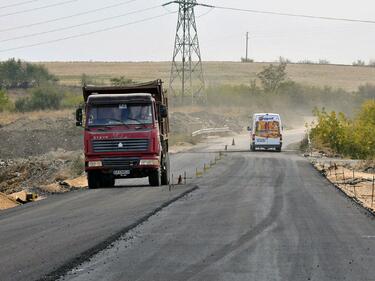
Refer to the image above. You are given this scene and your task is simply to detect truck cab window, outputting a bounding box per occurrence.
[88,104,153,126]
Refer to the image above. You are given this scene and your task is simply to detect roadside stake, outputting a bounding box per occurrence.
[372,175,374,208]
[196,168,203,177]
[178,175,182,185]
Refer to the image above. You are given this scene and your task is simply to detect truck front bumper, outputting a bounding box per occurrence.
[85,156,160,178]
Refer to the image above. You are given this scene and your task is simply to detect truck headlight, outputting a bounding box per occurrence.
[139,159,159,166]
[88,161,102,167]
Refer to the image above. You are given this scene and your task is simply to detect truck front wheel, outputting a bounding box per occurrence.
[149,169,161,187]
[102,175,115,188]
[87,171,101,189]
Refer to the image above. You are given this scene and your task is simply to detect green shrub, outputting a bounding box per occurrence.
[14,87,62,111]
[14,97,30,112]
[0,58,57,89]
[61,92,83,108]
[0,90,13,111]
[110,76,133,86]
[70,154,84,176]
[29,88,61,110]
[310,100,375,159]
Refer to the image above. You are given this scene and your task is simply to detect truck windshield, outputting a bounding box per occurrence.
[87,104,153,126]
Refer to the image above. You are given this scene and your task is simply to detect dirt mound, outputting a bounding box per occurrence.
[0,150,84,195]
[0,192,20,210]
[170,111,245,135]
[189,111,245,133]
[0,115,82,159]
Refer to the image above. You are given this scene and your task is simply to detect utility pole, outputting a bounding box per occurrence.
[245,32,249,62]
[164,0,206,104]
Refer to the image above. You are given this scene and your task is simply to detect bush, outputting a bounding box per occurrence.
[110,76,133,86]
[15,87,62,112]
[14,98,29,112]
[0,58,57,89]
[318,59,330,65]
[310,100,375,159]
[352,60,366,66]
[241,57,254,63]
[357,84,375,99]
[61,92,83,108]
[70,154,84,176]
[0,90,13,111]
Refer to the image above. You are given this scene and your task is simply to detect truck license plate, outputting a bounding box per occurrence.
[113,170,130,176]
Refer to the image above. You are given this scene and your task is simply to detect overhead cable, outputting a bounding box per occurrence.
[0,12,176,53]
[0,0,139,33]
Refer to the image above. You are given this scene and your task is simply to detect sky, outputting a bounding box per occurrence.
[0,0,374,64]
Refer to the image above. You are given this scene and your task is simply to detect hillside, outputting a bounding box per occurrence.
[42,61,375,91]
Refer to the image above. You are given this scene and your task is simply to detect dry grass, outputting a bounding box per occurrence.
[42,61,375,91]
[0,109,73,125]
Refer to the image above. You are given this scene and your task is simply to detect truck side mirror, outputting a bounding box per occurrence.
[160,105,168,119]
[76,108,83,127]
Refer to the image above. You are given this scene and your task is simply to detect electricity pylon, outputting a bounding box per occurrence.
[164,0,206,104]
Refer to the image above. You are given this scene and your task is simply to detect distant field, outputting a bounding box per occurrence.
[42,61,375,91]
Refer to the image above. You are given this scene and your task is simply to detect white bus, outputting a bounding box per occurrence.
[249,113,283,152]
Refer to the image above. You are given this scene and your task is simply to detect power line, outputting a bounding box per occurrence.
[0,5,161,43]
[0,12,175,53]
[0,0,78,18]
[0,0,42,10]
[208,4,375,25]
[196,6,214,18]
[0,0,139,33]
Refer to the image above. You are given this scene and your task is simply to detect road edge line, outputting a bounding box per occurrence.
[37,185,199,281]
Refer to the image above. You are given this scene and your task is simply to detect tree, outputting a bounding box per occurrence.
[352,60,366,66]
[256,63,288,93]
[0,58,58,89]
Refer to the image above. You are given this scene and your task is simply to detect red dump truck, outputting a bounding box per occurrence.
[75,80,170,189]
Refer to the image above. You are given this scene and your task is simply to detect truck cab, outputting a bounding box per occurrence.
[76,80,170,188]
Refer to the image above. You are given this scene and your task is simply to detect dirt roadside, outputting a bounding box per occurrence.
[309,156,375,213]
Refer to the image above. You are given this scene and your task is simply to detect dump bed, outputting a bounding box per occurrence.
[82,80,165,103]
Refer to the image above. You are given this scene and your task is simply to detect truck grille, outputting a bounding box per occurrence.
[102,157,140,167]
[92,139,149,153]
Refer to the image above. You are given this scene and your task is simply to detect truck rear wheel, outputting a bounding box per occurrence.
[87,171,101,189]
[161,153,170,185]
[149,169,161,187]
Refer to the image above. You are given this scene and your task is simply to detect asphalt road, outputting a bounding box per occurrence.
[1,130,375,281]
